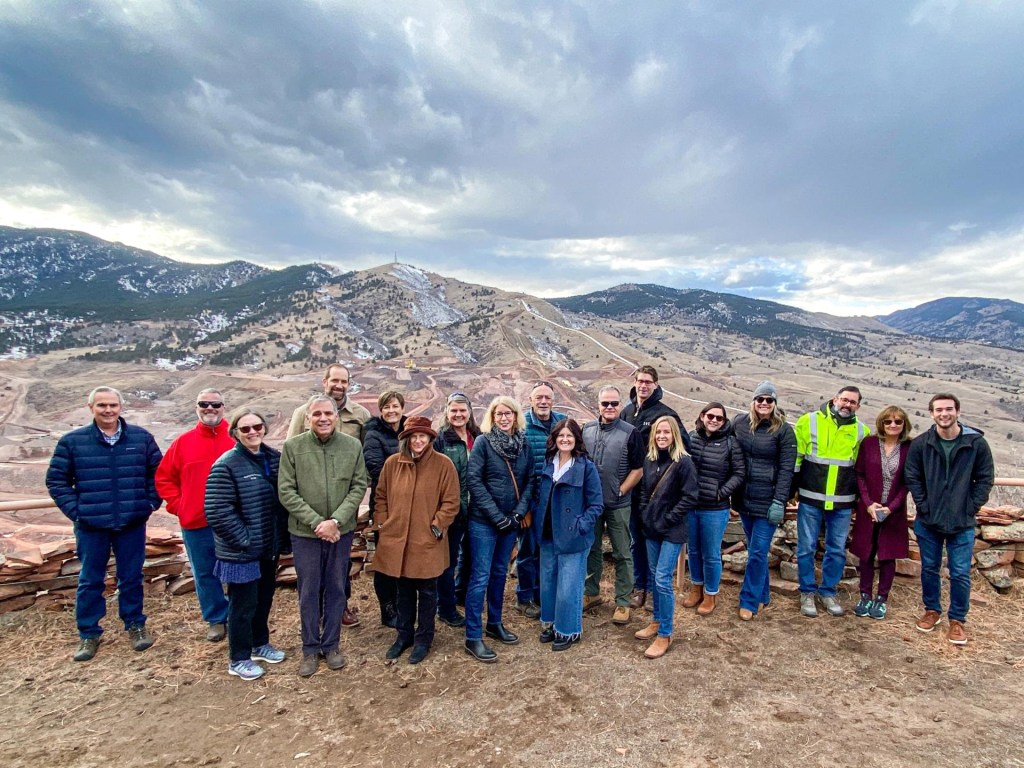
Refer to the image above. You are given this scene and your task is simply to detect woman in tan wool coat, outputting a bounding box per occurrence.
[374,416,460,664]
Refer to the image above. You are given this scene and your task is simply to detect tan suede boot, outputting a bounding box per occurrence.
[696,593,716,616]
[682,584,703,609]
[634,621,659,641]
[644,636,672,659]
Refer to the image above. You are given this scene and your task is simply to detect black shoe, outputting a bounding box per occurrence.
[73,636,100,662]
[464,639,498,663]
[485,623,519,645]
[552,635,580,652]
[386,640,412,660]
[539,627,555,644]
[409,644,430,664]
[438,611,466,628]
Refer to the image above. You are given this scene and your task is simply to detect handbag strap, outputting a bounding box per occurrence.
[503,459,521,501]
[648,460,676,502]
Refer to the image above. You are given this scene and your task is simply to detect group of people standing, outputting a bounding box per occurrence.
[45,362,996,679]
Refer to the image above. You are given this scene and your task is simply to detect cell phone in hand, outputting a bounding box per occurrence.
[875,508,889,523]
[431,525,443,540]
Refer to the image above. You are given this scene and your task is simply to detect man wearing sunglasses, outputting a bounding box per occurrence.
[794,385,870,618]
[582,386,646,624]
[156,389,235,641]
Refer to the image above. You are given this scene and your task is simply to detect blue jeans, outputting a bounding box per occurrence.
[515,522,540,604]
[796,502,852,597]
[630,499,648,591]
[74,521,148,638]
[437,515,467,619]
[646,539,683,637]
[738,514,776,613]
[465,518,517,641]
[687,508,730,594]
[915,519,974,623]
[181,526,229,625]
[538,539,587,639]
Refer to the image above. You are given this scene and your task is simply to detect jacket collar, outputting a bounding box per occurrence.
[195,419,230,438]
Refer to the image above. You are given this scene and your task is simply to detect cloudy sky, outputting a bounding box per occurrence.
[1,1,1023,315]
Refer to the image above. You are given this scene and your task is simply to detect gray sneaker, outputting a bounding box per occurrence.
[800,593,818,618]
[127,624,154,652]
[228,659,265,681]
[73,636,101,662]
[820,595,844,617]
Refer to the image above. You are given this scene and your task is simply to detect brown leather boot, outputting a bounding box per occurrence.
[634,621,659,641]
[696,593,716,616]
[644,635,672,659]
[682,584,703,609]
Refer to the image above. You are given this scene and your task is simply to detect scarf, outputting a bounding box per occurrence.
[488,427,524,462]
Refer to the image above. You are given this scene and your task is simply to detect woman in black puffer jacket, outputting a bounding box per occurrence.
[205,409,290,681]
[683,402,746,617]
[731,381,797,621]
[633,416,699,659]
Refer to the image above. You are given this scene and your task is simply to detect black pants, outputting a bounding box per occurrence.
[375,571,398,621]
[226,557,278,662]
[395,576,438,647]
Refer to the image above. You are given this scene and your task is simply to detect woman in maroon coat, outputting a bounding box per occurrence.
[852,406,913,620]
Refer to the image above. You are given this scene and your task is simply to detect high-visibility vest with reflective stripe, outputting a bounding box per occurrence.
[794,408,869,510]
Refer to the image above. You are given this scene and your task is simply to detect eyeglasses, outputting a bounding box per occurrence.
[704,413,726,422]
[237,424,265,434]
[837,397,860,406]
[754,396,775,405]
[635,379,655,386]
[494,410,515,419]
[197,401,224,409]
[882,419,904,426]
[600,401,620,408]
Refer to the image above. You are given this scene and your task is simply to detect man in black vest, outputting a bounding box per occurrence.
[619,365,686,610]
[582,386,645,625]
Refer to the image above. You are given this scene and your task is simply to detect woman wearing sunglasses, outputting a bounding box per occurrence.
[205,409,290,680]
[732,381,797,621]
[682,402,746,616]
[851,406,913,620]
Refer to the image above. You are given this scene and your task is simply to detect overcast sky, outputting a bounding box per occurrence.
[2,1,1023,315]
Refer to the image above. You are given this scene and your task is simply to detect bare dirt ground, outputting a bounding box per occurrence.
[1,565,1022,768]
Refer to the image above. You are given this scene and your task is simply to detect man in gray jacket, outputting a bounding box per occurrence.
[279,395,368,677]
[581,386,645,625]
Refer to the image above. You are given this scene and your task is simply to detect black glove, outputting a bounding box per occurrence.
[495,515,518,533]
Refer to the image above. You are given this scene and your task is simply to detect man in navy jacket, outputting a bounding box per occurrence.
[46,386,163,662]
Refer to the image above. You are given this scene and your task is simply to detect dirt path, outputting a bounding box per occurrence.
[1,570,1020,768]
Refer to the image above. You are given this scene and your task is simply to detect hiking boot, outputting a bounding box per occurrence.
[696,593,716,616]
[73,636,101,662]
[682,584,704,609]
[611,606,632,625]
[820,595,844,617]
[916,609,941,633]
[634,622,659,641]
[325,650,347,670]
[629,590,647,610]
[644,636,672,659]
[342,608,360,627]
[464,639,498,663]
[298,654,320,677]
[515,600,541,619]
[947,620,967,645]
[206,622,226,642]
[386,640,412,660]
[738,608,754,621]
[409,644,430,664]
[868,599,888,621]
[251,644,286,664]
[800,593,818,618]
[582,594,604,612]
[853,594,873,618]
[127,624,154,652]
[228,660,265,681]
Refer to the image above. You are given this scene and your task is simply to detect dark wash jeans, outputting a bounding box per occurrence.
[226,557,278,662]
[181,525,229,625]
[914,518,974,623]
[74,520,147,638]
[465,518,517,641]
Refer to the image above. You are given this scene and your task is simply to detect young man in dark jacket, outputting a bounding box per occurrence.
[904,393,994,646]
[46,386,163,662]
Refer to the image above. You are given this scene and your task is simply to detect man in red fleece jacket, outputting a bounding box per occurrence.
[156,389,234,640]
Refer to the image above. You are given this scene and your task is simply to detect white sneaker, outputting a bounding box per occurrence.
[800,593,818,618]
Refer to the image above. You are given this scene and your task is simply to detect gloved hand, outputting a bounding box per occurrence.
[495,515,519,533]
[767,500,785,525]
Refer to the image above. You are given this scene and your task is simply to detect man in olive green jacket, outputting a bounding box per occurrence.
[279,395,368,677]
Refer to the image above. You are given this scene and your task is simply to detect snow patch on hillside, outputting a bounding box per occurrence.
[391,264,467,328]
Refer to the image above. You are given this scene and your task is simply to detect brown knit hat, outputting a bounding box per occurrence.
[398,415,438,440]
